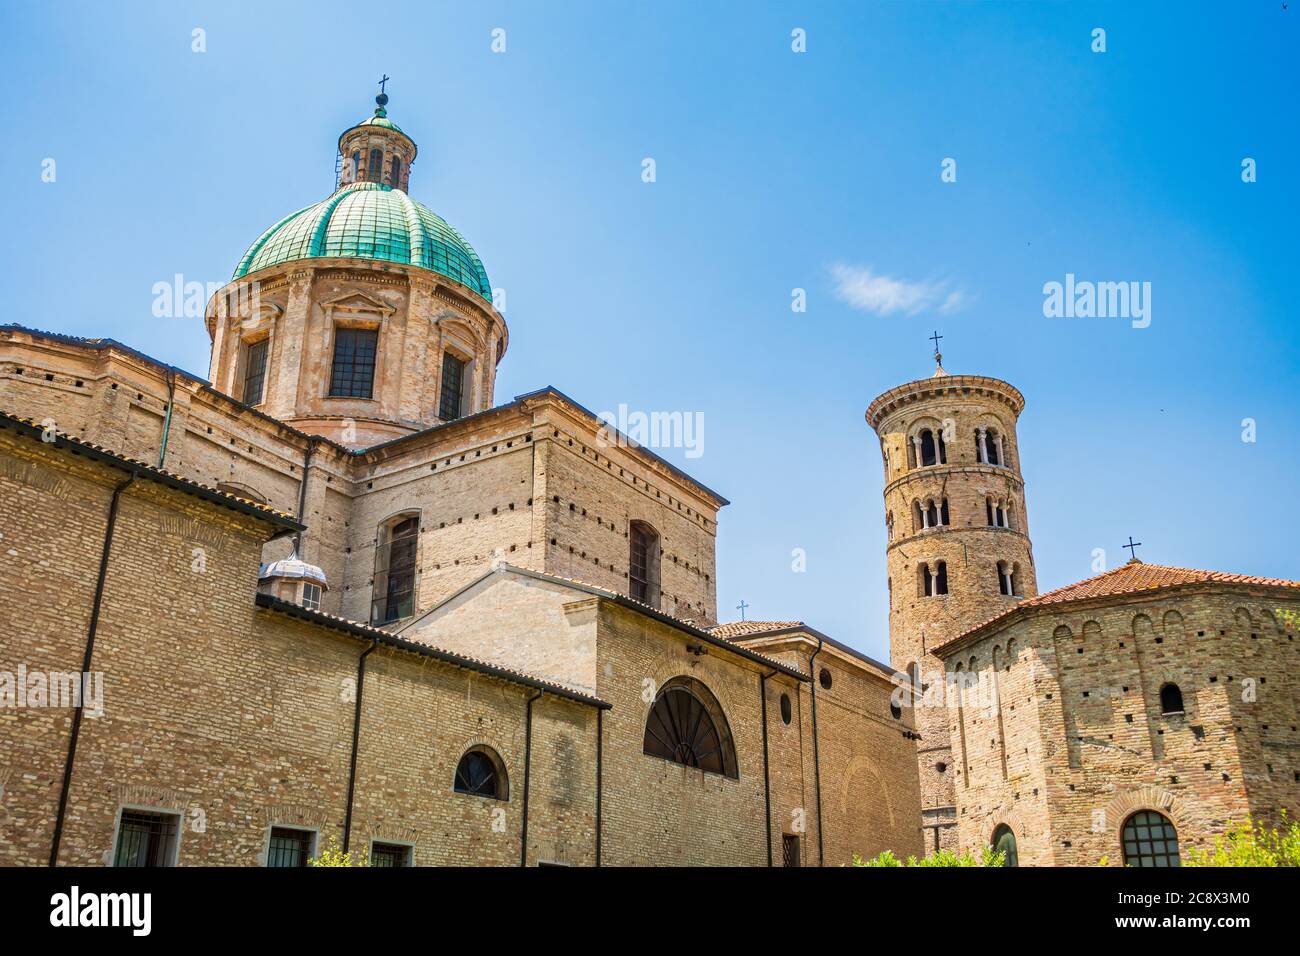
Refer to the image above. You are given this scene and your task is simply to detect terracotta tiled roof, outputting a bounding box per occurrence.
[709,620,804,640]
[256,593,610,708]
[404,564,807,681]
[0,411,303,529]
[935,560,1300,654]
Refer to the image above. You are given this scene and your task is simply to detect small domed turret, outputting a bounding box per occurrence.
[259,550,328,610]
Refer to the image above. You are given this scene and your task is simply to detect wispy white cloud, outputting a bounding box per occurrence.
[829,263,968,317]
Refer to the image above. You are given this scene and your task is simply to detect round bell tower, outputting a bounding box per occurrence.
[866,343,1037,851]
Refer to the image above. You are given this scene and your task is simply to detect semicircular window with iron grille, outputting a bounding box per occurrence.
[454,747,508,800]
[643,679,738,778]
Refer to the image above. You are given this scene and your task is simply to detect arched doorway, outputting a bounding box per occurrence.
[991,824,1018,866]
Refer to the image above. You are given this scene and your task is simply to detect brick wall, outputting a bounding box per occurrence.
[942,590,1300,864]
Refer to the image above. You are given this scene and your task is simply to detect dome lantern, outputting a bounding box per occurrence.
[337,84,418,192]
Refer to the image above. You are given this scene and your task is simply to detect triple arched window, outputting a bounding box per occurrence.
[913,498,950,531]
[643,677,738,778]
[911,427,947,468]
[976,426,1005,466]
[986,497,1012,528]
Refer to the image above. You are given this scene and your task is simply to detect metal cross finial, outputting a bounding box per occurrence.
[929,330,943,354]
[1123,536,1142,561]
[378,74,391,94]
[737,600,749,621]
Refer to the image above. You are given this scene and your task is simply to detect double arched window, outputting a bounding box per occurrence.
[372,513,419,624]
[996,561,1019,597]
[643,677,738,778]
[919,561,948,597]
[1121,810,1180,867]
[454,746,508,800]
[986,497,1011,528]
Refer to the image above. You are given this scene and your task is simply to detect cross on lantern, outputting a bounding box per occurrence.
[378,74,391,94]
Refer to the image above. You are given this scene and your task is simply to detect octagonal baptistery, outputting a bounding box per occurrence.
[204,93,507,447]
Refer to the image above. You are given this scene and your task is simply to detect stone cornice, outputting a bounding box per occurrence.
[883,463,1024,497]
[867,374,1025,430]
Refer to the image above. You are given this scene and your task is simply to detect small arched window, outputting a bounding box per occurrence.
[992,824,1018,866]
[389,155,403,187]
[1121,810,1180,867]
[643,677,737,778]
[351,150,361,180]
[940,498,950,526]
[919,429,938,467]
[934,560,948,595]
[1160,683,1185,715]
[454,747,508,800]
[926,499,939,528]
[628,521,661,607]
[913,500,924,532]
[368,148,383,181]
[779,693,792,725]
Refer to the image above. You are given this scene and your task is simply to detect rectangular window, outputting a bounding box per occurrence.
[301,582,322,611]
[629,525,652,603]
[266,827,315,867]
[373,516,419,624]
[329,328,378,399]
[782,834,801,867]
[242,338,269,406]
[370,842,412,867]
[439,351,466,421]
[114,810,179,867]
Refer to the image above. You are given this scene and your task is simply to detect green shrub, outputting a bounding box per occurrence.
[853,846,1005,867]
[308,837,368,867]
[1183,812,1300,867]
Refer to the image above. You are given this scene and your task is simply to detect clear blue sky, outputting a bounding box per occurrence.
[3,1,1296,661]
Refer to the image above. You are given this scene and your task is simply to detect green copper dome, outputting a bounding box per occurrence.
[232,181,491,300]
